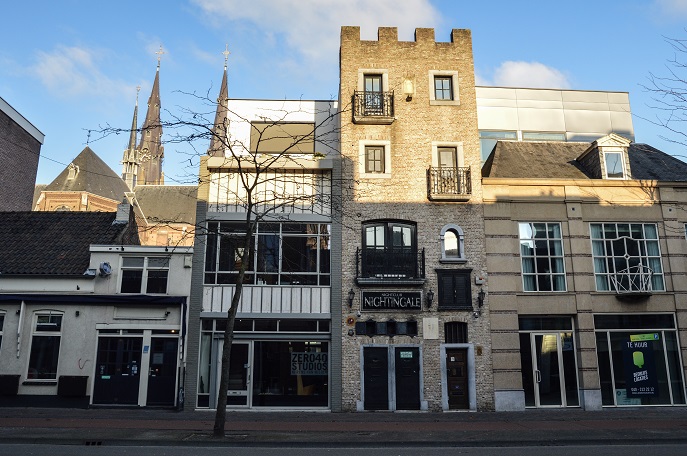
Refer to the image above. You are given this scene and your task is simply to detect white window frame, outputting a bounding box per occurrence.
[431,141,464,168]
[428,70,460,106]
[120,256,170,294]
[358,140,391,178]
[603,149,627,180]
[27,312,63,381]
[440,224,466,263]
[518,222,567,292]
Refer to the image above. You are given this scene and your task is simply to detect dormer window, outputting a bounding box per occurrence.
[604,151,625,179]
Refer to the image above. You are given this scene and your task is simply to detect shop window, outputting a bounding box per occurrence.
[428,70,459,106]
[440,224,465,262]
[27,313,63,380]
[436,269,472,309]
[120,256,169,294]
[204,222,331,286]
[445,322,468,343]
[590,223,664,292]
[519,222,566,292]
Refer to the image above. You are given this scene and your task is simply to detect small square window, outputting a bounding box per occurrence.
[434,76,453,101]
[365,145,385,173]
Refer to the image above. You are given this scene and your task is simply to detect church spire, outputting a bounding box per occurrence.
[208,45,230,157]
[121,87,140,190]
[136,46,165,185]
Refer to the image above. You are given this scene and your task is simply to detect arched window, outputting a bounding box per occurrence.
[440,224,465,262]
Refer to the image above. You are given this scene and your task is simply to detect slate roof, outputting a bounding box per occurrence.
[483,141,687,181]
[44,146,131,200]
[134,185,197,225]
[0,211,138,276]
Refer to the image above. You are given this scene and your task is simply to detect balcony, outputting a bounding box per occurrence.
[352,91,394,124]
[356,247,425,286]
[611,265,654,299]
[427,167,471,201]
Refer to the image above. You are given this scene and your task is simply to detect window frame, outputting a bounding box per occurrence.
[518,222,567,292]
[27,312,63,381]
[589,223,664,292]
[120,256,170,294]
[440,224,466,263]
[436,269,472,310]
[603,150,626,180]
[365,145,386,174]
[358,140,391,178]
[428,70,460,106]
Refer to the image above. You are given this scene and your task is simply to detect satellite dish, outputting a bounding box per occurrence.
[99,262,112,277]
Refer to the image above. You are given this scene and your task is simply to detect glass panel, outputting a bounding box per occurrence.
[535,334,563,406]
[522,132,566,141]
[36,315,62,331]
[523,275,536,291]
[605,152,624,178]
[519,317,573,331]
[257,234,279,272]
[438,147,457,167]
[595,332,615,405]
[122,257,145,268]
[227,344,249,391]
[121,270,143,293]
[28,335,61,379]
[665,332,686,404]
[197,333,211,395]
[146,270,168,294]
[252,341,328,407]
[519,223,533,239]
[444,230,459,258]
[594,314,676,330]
[519,333,536,407]
[561,332,579,406]
[148,257,169,268]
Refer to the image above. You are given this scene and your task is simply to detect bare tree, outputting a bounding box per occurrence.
[644,32,687,149]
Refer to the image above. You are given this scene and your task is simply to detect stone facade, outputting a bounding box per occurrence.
[339,26,493,411]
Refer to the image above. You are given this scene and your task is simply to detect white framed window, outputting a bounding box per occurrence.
[519,222,566,292]
[358,140,391,178]
[27,312,63,380]
[431,141,464,168]
[590,223,664,292]
[440,224,466,262]
[357,68,389,93]
[120,256,170,294]
[428,70,459,106]
[603,150,626,179]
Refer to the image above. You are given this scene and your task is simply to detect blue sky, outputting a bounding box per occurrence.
[2,0,687,185]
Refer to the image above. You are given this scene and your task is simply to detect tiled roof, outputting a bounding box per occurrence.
[0,211,137,276]
[134,185,197,225]
[483,141,687,181]
[44,147,131,200]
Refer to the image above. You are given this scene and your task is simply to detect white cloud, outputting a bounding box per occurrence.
[655,0,687,17]
[491,61,571,89]
[191,0,439,61]
[30,45,134,98]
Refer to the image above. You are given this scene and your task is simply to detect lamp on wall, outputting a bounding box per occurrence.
[347,289,356,308]
[426,289,434,309]
[474,288,486,318]
[403,79,414,101]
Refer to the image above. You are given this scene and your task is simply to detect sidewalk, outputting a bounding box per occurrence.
[1,406,687,447]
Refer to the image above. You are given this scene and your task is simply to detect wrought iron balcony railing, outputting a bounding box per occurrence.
[356,247,425,283]
[352,91,394,123]
[427,167,471,201]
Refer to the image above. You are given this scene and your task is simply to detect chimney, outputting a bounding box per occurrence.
[114,199,131,224]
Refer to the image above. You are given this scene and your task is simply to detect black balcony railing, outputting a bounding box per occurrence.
[427,167,471,200]
[356,247,425,281]
[353,91,394,120]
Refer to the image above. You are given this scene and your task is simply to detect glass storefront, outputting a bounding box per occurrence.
[595,314,686,406]
[197,318,330,409]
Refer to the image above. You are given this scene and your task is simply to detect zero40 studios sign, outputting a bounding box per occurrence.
[622,333,659,398]
[361,291,422,312]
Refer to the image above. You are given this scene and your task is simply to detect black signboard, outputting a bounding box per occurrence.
[361,291,422,312]
[622,334,659,398]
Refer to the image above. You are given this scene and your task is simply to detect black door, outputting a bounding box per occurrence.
[446,348,469,409]
[395,347,420,410]
[363,347,389,410]
[93,337,142,405]
[146,338,178,406]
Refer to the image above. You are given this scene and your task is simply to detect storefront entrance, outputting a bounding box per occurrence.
[146,337,179,406]
[519,318,579,408]
[93,336,143,405]
[362,346,421,411]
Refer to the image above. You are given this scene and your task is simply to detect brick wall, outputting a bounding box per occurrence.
[0,108,40,211]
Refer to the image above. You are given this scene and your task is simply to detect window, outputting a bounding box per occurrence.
[365,146,385,173]
[590,223,664,292]
[428,70,460,106]
[360,221,419,279]
[437,270,472,309]
[440,224,465,262]
[27,313,62,380]
[479,130,517,162]
[603,151,626,179]
[434,76,453,100]
[445,322,468,343]
[120,256,170,294]
[359,140,391,178]
[438,147,457,168]
[364,74,383,114]
[519,222,566,292]
[522,132,566,142]
[249,122,315,154]
[204,222,331,286]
